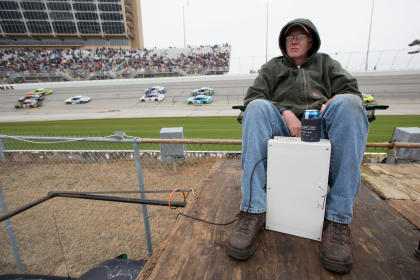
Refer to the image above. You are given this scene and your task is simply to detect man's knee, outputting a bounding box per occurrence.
[332,94,363,107]
[330,94,364,115]
[246,99,272,112]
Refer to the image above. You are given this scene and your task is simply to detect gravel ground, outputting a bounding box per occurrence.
[0,157,219,277]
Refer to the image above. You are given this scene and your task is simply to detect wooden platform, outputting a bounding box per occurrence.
[137,159,420,279]
[362,163,420,229]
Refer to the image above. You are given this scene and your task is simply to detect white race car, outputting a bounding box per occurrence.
[65,95,92,104]
[140,92,165,102]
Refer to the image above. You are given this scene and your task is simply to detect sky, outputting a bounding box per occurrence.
[140,0,420,73]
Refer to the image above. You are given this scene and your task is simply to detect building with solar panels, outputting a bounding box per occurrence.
[0,0,144,49]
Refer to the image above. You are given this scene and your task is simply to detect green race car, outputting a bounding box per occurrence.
[30,88,53,96]
[192,87,215,96]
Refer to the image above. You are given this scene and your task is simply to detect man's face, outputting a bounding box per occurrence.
[285,26,312,65]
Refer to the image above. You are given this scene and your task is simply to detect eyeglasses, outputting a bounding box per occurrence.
[285,34,308,42]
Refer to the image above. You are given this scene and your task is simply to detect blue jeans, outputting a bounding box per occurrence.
[240,94,369,224]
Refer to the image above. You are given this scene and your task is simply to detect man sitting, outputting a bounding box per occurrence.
[226,18,369,274]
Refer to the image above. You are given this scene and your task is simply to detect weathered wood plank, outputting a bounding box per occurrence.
[387,199,420,229]
[137,160,420,279]
[350,183,419,279]
[361,163,420,200]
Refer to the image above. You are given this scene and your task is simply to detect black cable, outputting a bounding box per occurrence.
[245,157,267,213]
[177,157,267,226]
[176,213,239,226]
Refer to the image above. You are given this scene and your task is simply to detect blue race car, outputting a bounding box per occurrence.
[186,95,213,104]
[144,86,167,94]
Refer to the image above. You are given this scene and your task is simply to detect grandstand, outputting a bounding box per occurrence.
[0,0,143,49]
[0,44,232,83]
[0,1,232,83]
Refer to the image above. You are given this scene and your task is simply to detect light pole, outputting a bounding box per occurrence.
[365,0,374,71]
[177,1,190,48]
[183,5,186,47]
[265,0,272,63]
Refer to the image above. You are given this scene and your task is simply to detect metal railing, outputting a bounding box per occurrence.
[229,49,420,74]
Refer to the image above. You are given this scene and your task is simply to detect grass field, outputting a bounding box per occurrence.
[0,116,242,139]
[0,115,419,152]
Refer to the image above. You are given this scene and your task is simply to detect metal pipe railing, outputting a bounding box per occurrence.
[0,135,419,148]
[0,191,187,224]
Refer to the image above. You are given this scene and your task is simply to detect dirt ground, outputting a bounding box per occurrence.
[0,157,219,277]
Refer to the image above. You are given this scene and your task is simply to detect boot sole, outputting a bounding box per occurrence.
[320,256,352,273]
[226,240,258,261]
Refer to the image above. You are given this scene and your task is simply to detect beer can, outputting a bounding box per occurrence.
[301,109,321,142]
[303,109,320,119]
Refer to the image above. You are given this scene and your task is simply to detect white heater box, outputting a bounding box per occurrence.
[266,137,331,241]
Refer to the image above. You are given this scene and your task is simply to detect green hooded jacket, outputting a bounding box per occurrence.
[243,18,362,119]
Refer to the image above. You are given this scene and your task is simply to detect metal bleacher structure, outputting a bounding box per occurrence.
[0,0,143,48]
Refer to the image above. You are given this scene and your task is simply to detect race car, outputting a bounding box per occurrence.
[65,95,92,104]
[186,95,213,104]
[15,96,43,109]
[30,88,53,96]
[362,92,376,104]
[191,87,215,96]
[140,92,165,102]
[144,86,167,94]
[18,92,44,102]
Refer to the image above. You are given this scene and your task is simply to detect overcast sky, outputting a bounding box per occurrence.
[141,0,420,72]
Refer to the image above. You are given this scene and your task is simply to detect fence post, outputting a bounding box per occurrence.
[0,182,24,273]
[0,139,5,162]
[133,141,153,257]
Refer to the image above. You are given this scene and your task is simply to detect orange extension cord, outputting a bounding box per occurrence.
[168,188,195,209]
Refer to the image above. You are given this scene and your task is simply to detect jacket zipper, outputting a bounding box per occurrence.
[298,66,309,110]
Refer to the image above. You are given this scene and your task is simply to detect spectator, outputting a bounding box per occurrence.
[0,45,231,80]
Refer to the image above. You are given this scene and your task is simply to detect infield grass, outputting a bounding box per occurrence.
[0,115,419,152]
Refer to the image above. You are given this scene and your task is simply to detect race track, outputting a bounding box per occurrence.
[1,71,419,122]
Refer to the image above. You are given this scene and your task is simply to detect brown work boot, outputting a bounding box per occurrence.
[320,220,353,273]
[226,211,266,260]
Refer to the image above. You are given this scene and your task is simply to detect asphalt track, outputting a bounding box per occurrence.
[0,71,419,122]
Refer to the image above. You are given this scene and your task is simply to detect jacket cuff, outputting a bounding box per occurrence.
[279,107,288,114]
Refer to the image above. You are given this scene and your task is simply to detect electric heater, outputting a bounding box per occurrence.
[266,137,331,241]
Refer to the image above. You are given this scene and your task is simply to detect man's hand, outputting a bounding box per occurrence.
[282,110,301,137]
[320,94,340,114]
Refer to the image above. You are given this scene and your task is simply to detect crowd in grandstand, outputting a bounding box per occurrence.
[0,44,231,76]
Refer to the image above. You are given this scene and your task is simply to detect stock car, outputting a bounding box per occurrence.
[191,87,215,96]
[65,95,92,104]
[362,92,376,104]
[18,92,44,102]
[15,96,43,109]
[140,92,165,102]
[186,95,213,104]
[30,88,53,96]
[144,86,167,94]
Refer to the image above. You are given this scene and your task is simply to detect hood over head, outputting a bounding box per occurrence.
[279,18,321,63]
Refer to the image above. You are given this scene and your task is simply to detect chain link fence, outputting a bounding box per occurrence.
[0,134,241,277]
